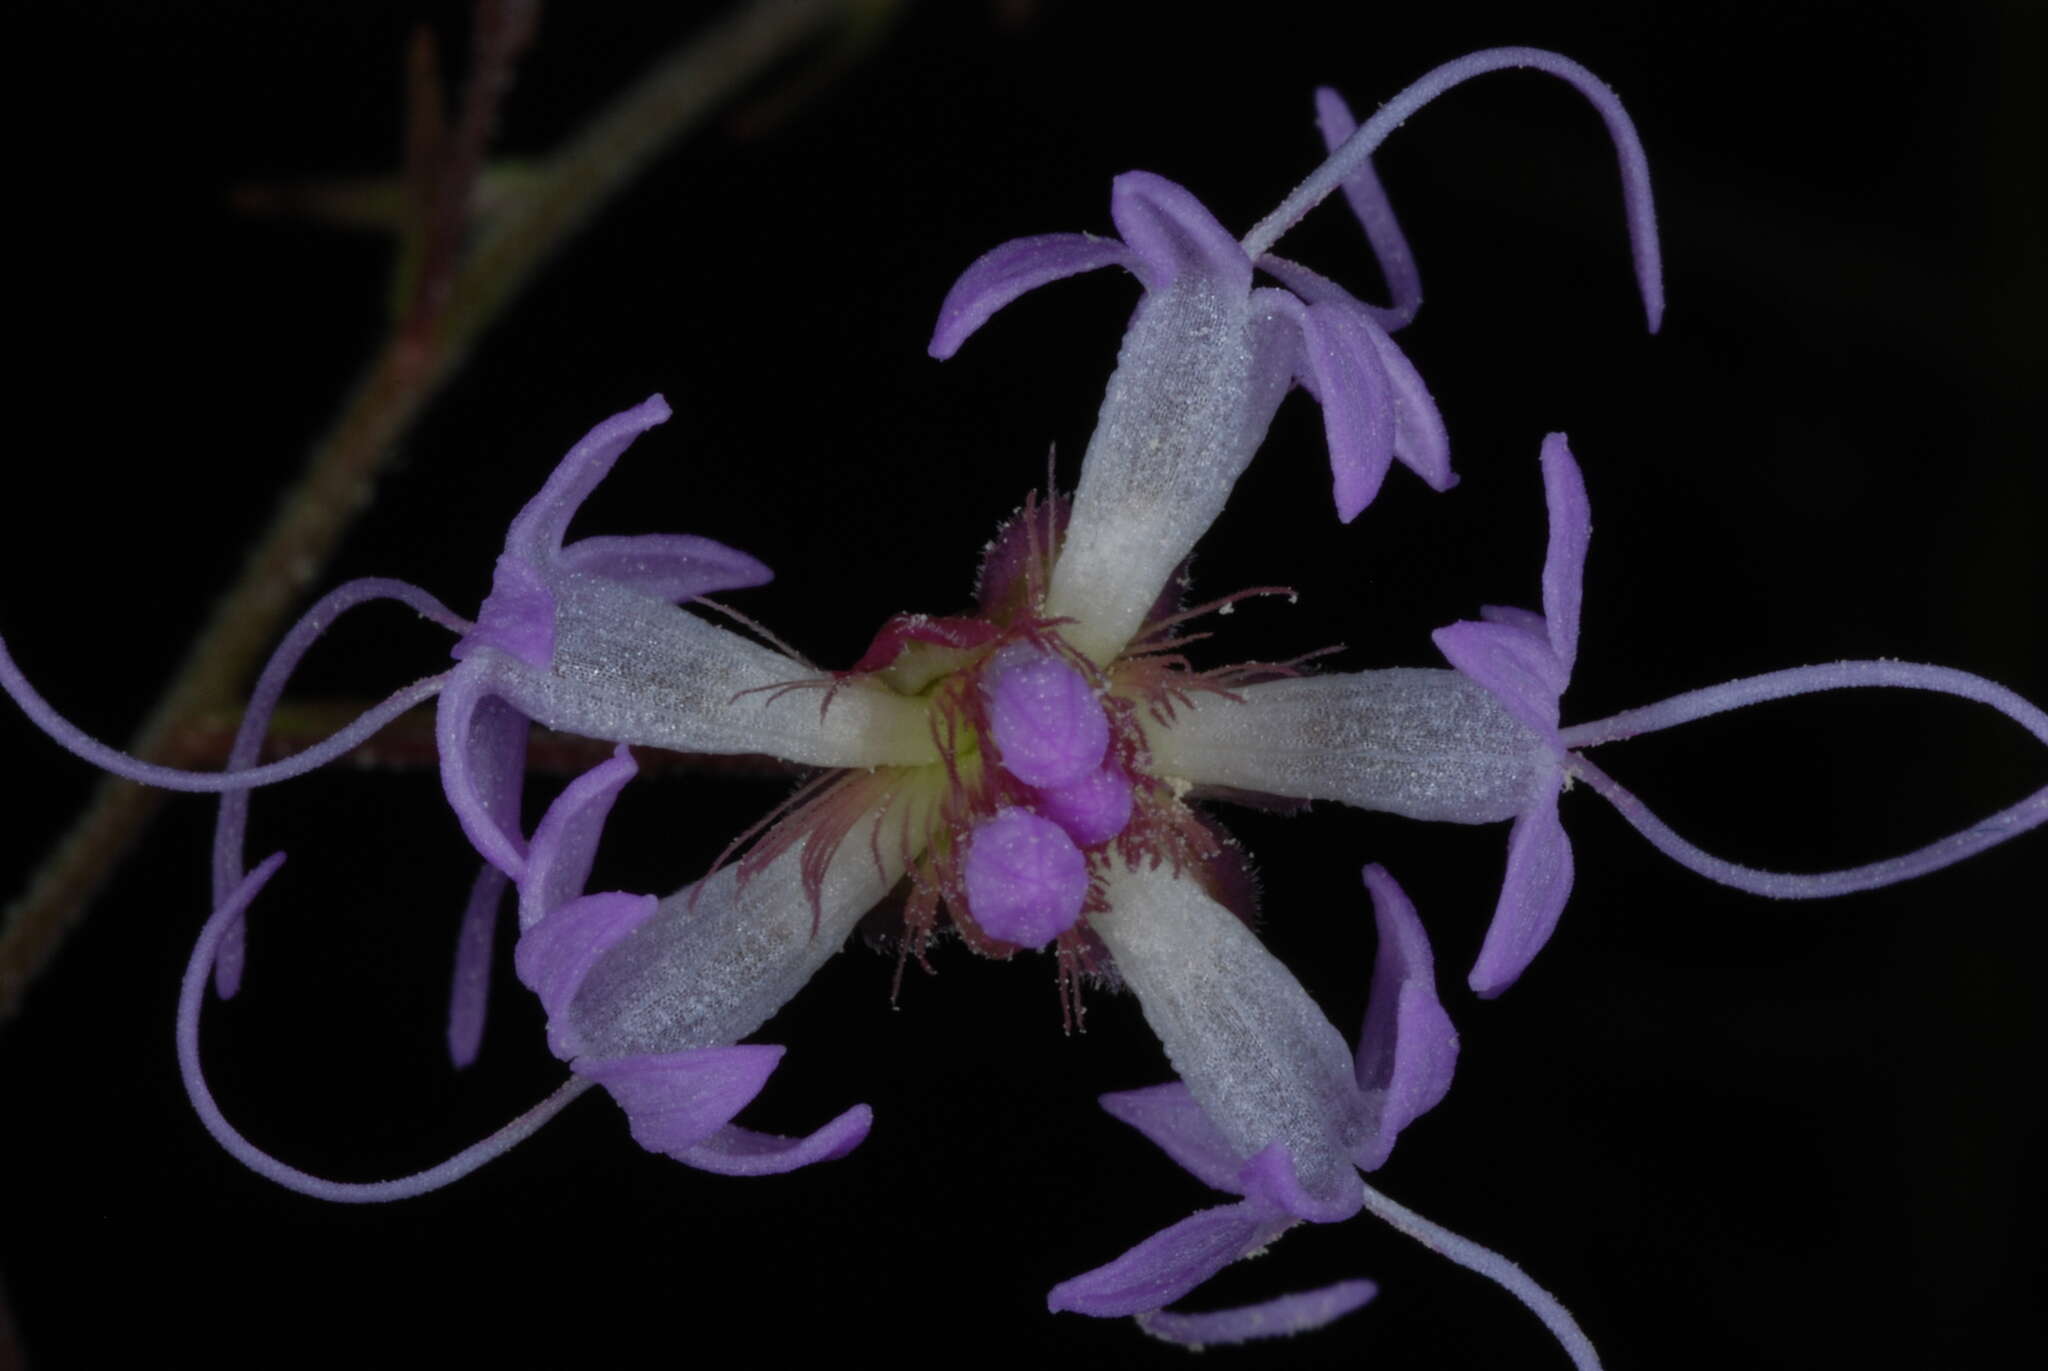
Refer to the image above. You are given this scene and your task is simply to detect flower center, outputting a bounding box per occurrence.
[729,489,1311,1025]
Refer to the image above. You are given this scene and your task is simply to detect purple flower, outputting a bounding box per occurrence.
[1154,430,2048,1002]
[930,47,1663,665]
[1046,863,1455,1344]
[3,43,2041,1371]
[1430,433,1588,996]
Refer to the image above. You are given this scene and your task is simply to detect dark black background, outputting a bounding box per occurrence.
[3,3,2041,1368]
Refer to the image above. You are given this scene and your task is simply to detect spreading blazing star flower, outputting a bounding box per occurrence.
[3,44,2044,1370]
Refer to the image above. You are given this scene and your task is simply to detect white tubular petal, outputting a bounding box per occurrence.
[1149,670,1545,824]
[487,576,937,767]
[1046,292,1291,664]
[565,794,925,1059]
[1092,862,1368,1207]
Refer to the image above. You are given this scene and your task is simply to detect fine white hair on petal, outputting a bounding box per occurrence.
[563,796,926,1060]
[1091,861,1368,1209]
[1044,278,1281,664]
[483,575,938,768]
[1148,670,1546,823]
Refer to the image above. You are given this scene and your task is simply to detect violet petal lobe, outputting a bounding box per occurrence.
[556,532,772,604]
[1137,1278,1379,1349]
[435,675,534,880]
[929,232,1136,360]
[1097,1081,1248,1194]
[1351,863,1458,1170]
[1360,318,1454,491]
[1273,290,1397,522]
[453,396,675,666]
[445,863,510,1070]
[458,554,556,667]
[1237,1141,1365,1224]
[1313,85,1420,328]
[503,394,674,565]
[1109,171,1253,295]
[1046,1199,1294,1318]
[1480,603,1549,639]
[1538,432,1590,676]
[576,1044,785,1161]
[1249,256,1452,493]
[1470,799,1576,998]
[680,1105,874,1176]
[1432,618,1565,739]
[518,746,638,933]
[513,890,658,1059]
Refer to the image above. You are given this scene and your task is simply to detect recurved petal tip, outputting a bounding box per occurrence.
[1469,800,1576,998]
[578,1043,786,1161]
[1351,864,1458,1169]
[1136,1278,1378,1348]
[1047,1200,1291,1319]
[681,1102,874,1176]
[929,232,1134,360]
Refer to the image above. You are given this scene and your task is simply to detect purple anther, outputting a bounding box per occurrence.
[962,808,1090,949]
[981,645,1109,789]
[1035,761,1134,848]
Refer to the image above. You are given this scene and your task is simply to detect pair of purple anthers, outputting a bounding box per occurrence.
[5,48,2045,1365]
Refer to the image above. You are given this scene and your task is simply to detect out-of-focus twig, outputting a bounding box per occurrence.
[0,0,898,1024]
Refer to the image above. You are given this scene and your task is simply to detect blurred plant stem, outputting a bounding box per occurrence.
[0,0,901,1023]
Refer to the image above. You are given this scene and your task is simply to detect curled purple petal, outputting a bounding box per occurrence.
[1137,1278,1378,1348]
[1237,1141,1364,1224]
[1244,47,1662,336]
[1479,604,1547,639]
[962,808,1088,949]
[981,645,1110,788]
[681,1103,874,1176]
[1432,618,1565,740]
[454,553,555,667]
[1314,85,1419,327]
[1470,800,1576,998]
[1362,323,1453,491]
[503,395,673,565]
[929,232,1136,360]
[1047,1200,1292,1318]
[453,397,676,667]
[556,533,772,604]
[519,746,638,932]
[1352,864,1458,1169]
[577,1044,785,1161]
[1098,1082,1246,1194]
[1538,432,1590,676]
[435,672,532,880]
[1282,292,1397,522]
[1109,171,1253,296]
[1251,257,1451,493]
[446,863,509,1070]
[514,890,659,1058]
